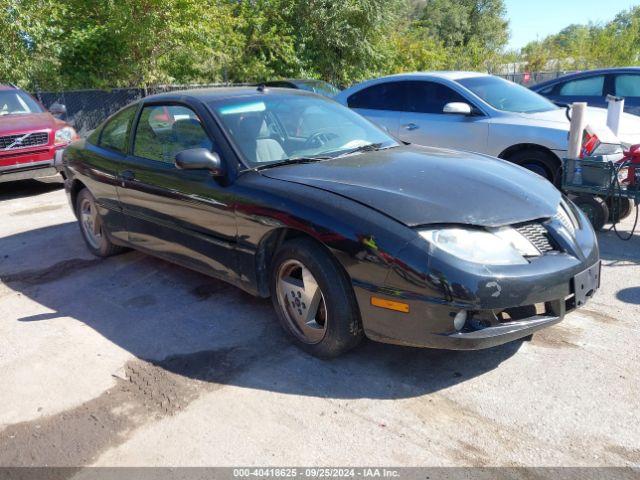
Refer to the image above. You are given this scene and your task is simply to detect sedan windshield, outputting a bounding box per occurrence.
[0,90,44,116]
[211,95,398,167]
[457,76,558,113]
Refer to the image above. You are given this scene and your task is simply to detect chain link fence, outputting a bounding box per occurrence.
[496,71,573,86]
[30,73,573,136]
[32,83,248,136]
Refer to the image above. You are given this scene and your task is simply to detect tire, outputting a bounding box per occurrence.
[75,188,124,257]
[270,237,363,358]
[506,149,560,184]
[573,195,609,231]
[607,197,634,223]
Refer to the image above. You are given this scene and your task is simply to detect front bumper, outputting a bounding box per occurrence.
[357,259,600,350]
[0,161,59,183]
[0,145,66,183]
[355,210,600,351]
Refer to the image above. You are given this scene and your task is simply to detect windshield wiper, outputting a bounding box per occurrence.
[248,155,331,172]
[334,142,389,158]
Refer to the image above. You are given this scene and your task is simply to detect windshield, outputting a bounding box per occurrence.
[457,76,558,113]
[295,80,341,97]
[0,90,44,116]
[211,95,398,167]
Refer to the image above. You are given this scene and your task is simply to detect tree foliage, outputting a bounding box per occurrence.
[1,0,637,92]
[522,6,640,71]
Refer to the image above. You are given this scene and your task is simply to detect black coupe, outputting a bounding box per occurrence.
[62,87,600,357]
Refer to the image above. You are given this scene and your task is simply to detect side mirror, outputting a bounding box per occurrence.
[49,102,67,116]
[443,102,472,115]
[175,148,225,177]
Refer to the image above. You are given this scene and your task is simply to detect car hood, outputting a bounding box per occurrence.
[519,107,640,143]
[262,145,561,227]
[0,112,63,134]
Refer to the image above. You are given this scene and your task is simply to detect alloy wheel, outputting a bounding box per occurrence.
[79,197,102,249]
[275,259,328,344]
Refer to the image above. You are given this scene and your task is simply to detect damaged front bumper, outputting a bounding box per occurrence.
[354,217,600,350]
[357,259,600,350]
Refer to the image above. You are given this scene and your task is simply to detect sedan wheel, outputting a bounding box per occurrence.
[507,149,560,184]
[270,238,363,358]
[276,259,328,344]
[79,197,103,250]
[75,188,124,257]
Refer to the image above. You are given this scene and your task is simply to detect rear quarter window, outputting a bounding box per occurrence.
[558,76,605,96]
[347,82,406,111]
[98,105,138,153]
[86,126,102,146]
[536,84,555,95]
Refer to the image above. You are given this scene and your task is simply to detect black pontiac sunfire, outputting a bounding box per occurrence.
[62,87,600,358]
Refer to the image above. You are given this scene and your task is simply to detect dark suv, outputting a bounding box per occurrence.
[0,84,77,183]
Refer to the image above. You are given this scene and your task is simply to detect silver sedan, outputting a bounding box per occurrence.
[335,72,640,183]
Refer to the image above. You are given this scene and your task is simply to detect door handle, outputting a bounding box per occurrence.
[120,170,135,187]
[402,123,419,131]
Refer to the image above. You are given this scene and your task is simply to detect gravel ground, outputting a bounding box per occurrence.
[0,179,638,468]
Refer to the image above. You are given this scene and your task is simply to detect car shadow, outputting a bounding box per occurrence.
[0,179,64,200]
[616,287,640,305]
[1,223,522,401]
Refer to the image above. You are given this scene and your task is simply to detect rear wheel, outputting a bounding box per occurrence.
[573,195,609,231]
[270,238,363,358]
[506,149,560,184]
[76,188,124,257]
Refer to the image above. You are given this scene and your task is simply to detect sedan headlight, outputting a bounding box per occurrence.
[54,126,77,145]
[419,227,536,265]
[555,200,578,235]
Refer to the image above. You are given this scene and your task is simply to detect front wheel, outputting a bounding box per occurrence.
[270,238,363,358]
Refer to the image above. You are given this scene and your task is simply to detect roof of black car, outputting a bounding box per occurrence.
[144,86,316,103]
[532,67,640,89]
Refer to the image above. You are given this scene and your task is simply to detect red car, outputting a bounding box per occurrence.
[0,84,78,183]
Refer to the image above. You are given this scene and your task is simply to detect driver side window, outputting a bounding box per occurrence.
[133,105,213,164]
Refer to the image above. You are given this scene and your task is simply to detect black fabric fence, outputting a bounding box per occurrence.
[32,84,246,136]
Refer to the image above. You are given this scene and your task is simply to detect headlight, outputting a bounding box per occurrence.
[419,227,536,265]
[54,126,77,145]
[555,200,578,235]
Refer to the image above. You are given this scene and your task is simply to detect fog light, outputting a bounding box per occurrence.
[453,310,468,331]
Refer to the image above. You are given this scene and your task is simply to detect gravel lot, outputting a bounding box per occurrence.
[0,179,639,468]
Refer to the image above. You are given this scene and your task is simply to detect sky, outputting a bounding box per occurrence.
[505,0,639,50]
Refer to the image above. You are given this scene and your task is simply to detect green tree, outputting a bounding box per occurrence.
[521,6,640,72]
[278,0,404,85]
[221,0,300,83]
[418,0,509,68]
[0,1,32,86]
[382,22,448,73]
